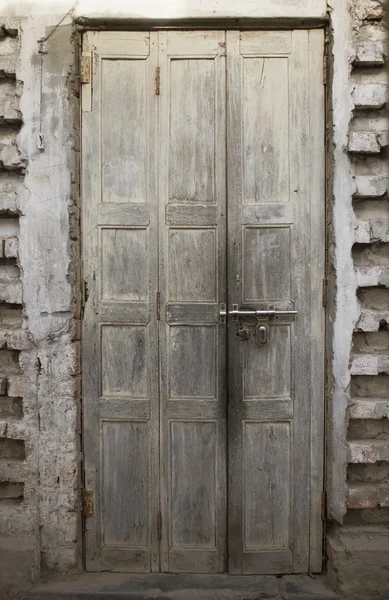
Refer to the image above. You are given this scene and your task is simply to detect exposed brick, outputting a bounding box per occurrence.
[364,0,385,20]
[0,481,23,503]
[0,130,22,170]
[348,439,389,463]
[349,397,389,419]
[0,36,18,77]
[354,176,389,198]
[354,41,386,66]
[0,280,22,303]
[352,83,389,109]
[3,236,18,258]
[347,483,379,508]
[0,437,25,460]
[350,354,389,375]
[355,265,389,287]
[348,131,381,153]
[355,218,389,244]
[0,80,21,123]
[0,377,7,395]
[7,376,30,398]
[0,396,22,419]
[0,328,30,351]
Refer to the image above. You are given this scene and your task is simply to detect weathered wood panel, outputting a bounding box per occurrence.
[243,423,291,549]
[82,31,160,573]
[102,421,150,546]
[102,59,147,203]
[243,57,289,204]
[227,30,324,575]
[159,30,227,574]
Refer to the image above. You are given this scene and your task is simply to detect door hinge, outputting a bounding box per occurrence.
[82,280,89,308]
[156,291,161,320]
[322,278,327,308]
[83,489,94,518]
[157,511,162,539]
[155,66,160,95]
[81,54,91,84]
[321,491,327,521]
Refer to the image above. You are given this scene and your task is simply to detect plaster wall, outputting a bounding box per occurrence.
[0,1,387,599]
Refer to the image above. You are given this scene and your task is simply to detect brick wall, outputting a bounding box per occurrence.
[327,2,389,598]
[347,0,389,525]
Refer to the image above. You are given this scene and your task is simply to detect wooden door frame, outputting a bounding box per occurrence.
[79,24,328,575]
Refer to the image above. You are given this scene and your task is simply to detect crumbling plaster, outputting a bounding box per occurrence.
[326,0,360,524]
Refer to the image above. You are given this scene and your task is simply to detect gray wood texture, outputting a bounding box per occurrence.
[158,31,227,574]
[82,31,160,573]
[226,30,325,575]
[82,29,324,576]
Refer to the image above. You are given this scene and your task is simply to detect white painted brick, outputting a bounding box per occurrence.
[354,220,371,243]
[347,483,389,509]
[0,80,21,123]
[0,36,18,77]
[355,266,389,287]
[4,236,19,258]
[354,41,386,66]
[354,176,389,198]
[7,376,31,398]
[364,0,385,20]
[0,328,31,350]
[0,131,22,170]
[352,84,389,109]
[0,280,22,303]
[354,219,389,243]
[348,440,389,463]
[377,131,389,148]
[349,397,389,419]
[348,131,381,153]
[0,173,21,213]
[357,309,389,332]
[350,354,389,375]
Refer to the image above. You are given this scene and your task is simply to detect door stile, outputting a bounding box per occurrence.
[226,29,244,575]
[83,30,102,572]
[158,28,169,573]
[308,28,325,574]
[289,29,311,572]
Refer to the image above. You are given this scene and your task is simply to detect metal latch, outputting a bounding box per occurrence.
[229,305,298,319]
[229,304,297,346]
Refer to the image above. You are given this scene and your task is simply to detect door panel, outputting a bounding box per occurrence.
[159,31,227,574]
[226,29,325,575]
[82,29,324,576]
[82,31,160,572]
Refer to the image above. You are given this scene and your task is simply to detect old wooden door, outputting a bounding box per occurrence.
[82,29,324,576]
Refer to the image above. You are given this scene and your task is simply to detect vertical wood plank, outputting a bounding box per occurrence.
[226,29,244,575]
[289,29,311,572]
[82,29,101,573]
[82,30,160,573]
[308,28,326,574]
[159,30,227,574]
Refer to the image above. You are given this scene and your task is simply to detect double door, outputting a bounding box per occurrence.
[82,29,325,575]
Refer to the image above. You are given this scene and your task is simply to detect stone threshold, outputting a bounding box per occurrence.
[32,573,337,600]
